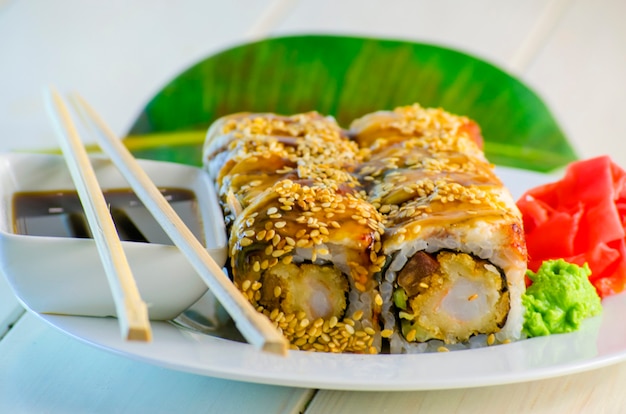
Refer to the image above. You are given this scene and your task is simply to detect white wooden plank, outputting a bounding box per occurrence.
[272,0,551,71]
[524,0,626,167]
[0,313,312,414]
[0,0,275,153]
[507,0,573,73]
[305,361,626,413]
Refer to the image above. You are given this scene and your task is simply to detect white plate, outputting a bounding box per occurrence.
[16,166,626,391]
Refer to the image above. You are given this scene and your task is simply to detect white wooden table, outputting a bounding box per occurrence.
[2,1,626,412]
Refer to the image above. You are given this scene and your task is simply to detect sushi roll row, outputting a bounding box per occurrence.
[204,113,385,353]
[203,105,527,354]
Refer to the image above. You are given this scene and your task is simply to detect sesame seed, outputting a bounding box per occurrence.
[296,239,310,248]
[241,280,251,291]
[405,329,417,342]
[375,294,383,307]
[307,326,320,337]
[381,329,394,338]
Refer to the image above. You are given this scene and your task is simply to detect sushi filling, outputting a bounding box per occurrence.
[393,251,509,344]
[258,261,349,321]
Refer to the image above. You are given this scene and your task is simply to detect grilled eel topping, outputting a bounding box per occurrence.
[204,112,366,228]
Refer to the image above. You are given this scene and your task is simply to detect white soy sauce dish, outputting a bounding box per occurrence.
[0,152,227,321]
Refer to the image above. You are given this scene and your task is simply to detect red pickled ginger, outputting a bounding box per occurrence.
[517,156,626,298]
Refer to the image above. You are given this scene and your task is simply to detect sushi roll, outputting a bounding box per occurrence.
[204,112,385,353]
[228,179,385,353]
[203,112,364,228]
[351,104,527,353]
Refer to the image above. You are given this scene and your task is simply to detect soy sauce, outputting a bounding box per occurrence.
[12,188,204,245]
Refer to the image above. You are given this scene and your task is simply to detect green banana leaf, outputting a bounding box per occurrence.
[126,34,577,172]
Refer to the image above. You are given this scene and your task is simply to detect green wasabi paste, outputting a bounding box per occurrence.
[522,259,602,337]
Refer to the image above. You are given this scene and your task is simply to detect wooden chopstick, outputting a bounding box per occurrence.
[69,93,288,356]
[44,87,152,342]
